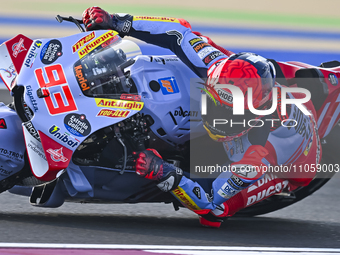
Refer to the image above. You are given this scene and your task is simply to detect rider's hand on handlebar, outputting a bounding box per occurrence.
[133,149,164,181]
[82,6,114,31]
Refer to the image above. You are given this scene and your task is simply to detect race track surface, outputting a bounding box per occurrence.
[0,0,340,251]
[0,175,338,247]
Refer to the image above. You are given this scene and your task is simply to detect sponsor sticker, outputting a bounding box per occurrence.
[24,121,40,141]
[122,20,132,33]
[24,40,42,68]
[46,147,68,162]
[40,39,63,65]
[49,125,79,148]
[158,76,180,95]
[0,119,7,129]
[198,47,216,59]
[12,38,27,58]
[215,88,233,105]
[171,186,201,211]
[120,94,141,101]
[0,167,13,177]
[78,30,118,59]
[328,73,338,86]
[95,98,144,110]
[72,32,95,53]
[189,38,203,46]
[193,42,210,53]
[74,64,90,92]
[64,113,91,137]
[0,64,16,80]
[0,147,24,162]
[97,109,130,118]
[133,16,180,23]
[192,187,201,199]
[26,85,38,112]
[173,109,198,117]
[218,182,237,199]
[246,180,289,206]
[4,34,33,74]
[203,51,224,66]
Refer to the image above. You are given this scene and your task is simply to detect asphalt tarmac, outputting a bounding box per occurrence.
[0,174,338,247]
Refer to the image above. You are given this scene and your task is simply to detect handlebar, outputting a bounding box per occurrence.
[56,15,85,32]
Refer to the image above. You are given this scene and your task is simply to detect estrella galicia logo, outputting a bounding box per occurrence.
[40,39,63,65]
[64,113,91,137]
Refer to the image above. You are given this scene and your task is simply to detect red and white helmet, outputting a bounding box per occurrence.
[202,52,276,141]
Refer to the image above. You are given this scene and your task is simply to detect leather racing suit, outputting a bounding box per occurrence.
[82,8,340,225]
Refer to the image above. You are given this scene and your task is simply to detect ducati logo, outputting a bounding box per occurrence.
[0,119,7,129]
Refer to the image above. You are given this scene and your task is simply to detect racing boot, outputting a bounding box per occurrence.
[196,202,229,228]
[134,149,183,192]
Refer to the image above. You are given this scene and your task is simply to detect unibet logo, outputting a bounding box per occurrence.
[49,125,78,148]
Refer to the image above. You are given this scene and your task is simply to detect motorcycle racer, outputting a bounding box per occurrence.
[82,7,339,227]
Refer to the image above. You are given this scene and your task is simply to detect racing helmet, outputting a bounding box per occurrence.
[0,103,26,183]
[202,52,276,142]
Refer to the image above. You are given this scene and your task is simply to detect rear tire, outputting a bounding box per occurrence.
[234,123,340,217]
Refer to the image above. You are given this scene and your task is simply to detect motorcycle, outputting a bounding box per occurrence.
[0,16,338,217]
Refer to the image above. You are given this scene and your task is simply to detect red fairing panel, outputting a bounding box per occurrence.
[37,131,73,181]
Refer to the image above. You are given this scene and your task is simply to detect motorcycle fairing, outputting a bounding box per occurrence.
[0,34,34,90]
[129,55,205,146]
[11,31,143,181]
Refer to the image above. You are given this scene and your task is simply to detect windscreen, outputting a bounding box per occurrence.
[73,38,141,98]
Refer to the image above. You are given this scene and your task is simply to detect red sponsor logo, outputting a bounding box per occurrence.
[46,147,68,162]
[72,32,95,53]
[203,51,224,66]
[12,38,27,58]
[78,31,118,58]
[0,119,7,129]
[120,94,141,101]
[97,109,130,118]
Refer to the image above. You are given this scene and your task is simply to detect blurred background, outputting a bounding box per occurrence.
[1,0,340,94]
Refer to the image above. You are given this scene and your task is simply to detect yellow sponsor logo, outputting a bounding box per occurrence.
[78,30,119,59]
[72,32,95,53]
[97,109,130,118]
[189,38,203,46]
[133,16,180,23]
[171,187,201,211]
[95,98,144,110]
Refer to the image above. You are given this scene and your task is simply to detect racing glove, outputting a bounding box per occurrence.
[82,6,133,37]
[134,148,183,192]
